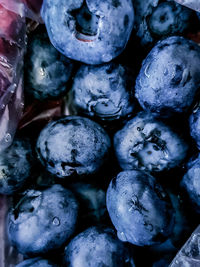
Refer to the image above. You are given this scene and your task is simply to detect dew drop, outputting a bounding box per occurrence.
[52,217,60,226]
[144,64,151,78]
[1,104,5,110]
[5,133,11,143]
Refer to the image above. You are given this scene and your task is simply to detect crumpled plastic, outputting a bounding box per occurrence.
[0,0,43,152]
[174,0,200,13]
[0,0,43,22]
[0,4,26,152]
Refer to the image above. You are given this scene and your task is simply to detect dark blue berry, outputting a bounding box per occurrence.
[133,0,193,46]
[135,36,200,117]
[7,184,79,256]
[36,116,111,178]
[0,137,34,195]
[67,63,135,122]
[181,155,200,213]
[25,30,73,100]
[114,112,188,172]
[106,170,175,246]
[41,0,134,64]
[63,226,134,266]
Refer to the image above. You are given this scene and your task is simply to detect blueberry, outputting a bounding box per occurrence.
[69,182,107,227]
[36,116,111,178]
[114,112,188,172]
[135,36,200,117]
[106,170,175,246]
[189,104,200,149]
[0,137,34,195]
[16,257,59,267]
[133,0,193,46]
[25,30,74,100]
[181,155,200,213]
[7,184,79,256]
[67,63,135,122]
[63,226,134,266]
[41,0,134,64]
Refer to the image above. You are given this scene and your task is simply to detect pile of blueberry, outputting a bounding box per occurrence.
[3,0,200,266]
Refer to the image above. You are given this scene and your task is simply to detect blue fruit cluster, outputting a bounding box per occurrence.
[4,0,200,266]
[68,62,135,122]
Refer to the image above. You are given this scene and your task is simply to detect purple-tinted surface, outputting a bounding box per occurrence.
[0,0,43,22]
[0,4,25,153]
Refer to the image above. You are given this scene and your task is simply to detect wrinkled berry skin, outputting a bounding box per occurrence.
[41,0,134,64]
[68,63,135,122]
[133,0,193,46]
[189,105,200,150]
[25,31,73,100]
[16,257,59,267]
[36,116,111,178]
[7,184,79,256]
[0,137,34,195]
[135,36,200,117]
[181,155,200,213]
[106,170,174,246]
[114,112,188,172]
[63,226,133,267]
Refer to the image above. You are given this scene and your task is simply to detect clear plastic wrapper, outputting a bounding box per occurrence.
[175,0,200,12]
[0,0,43,22]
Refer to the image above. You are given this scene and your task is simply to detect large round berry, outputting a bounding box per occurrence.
[36,116,111,178]
[133,0,193,46]
[25,30,73,100]
[16,257,59,267]
[135,36,200,117]
[67,63,135,122]
[0,137,34,195]
[114,112,188,172]
[63,226,133,266]
[181,155,200,213]
[7,184,79,256]
[41,0,134,64]
[106,170,175,246]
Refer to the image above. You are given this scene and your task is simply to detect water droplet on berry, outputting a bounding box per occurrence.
[144,64,151,78]
[5,133,11,143]
[52,217,60,226]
